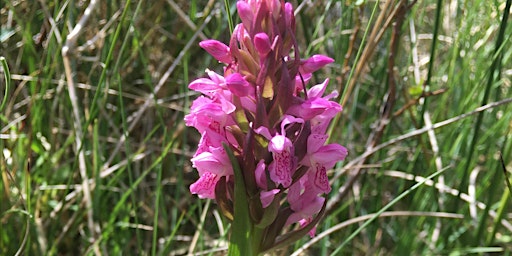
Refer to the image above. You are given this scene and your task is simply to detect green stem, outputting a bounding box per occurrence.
[250,226,265,256]
[417,0,443,126]
[224,0,234,35]
[0,57,11,114]
[225,143,263,256]
[456,0,511,216]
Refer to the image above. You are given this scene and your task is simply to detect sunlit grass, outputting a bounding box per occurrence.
[1,0,511,255]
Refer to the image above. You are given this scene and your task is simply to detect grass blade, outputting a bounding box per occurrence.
[0,57,10,114]
[332,166,450,255]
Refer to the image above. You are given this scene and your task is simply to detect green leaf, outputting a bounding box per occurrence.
[224,143,253,256]
[0,57,11,113]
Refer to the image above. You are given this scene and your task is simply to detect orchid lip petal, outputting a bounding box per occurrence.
[190,172,219,199]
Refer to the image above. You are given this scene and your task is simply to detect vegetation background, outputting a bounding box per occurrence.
[1,0,511,255]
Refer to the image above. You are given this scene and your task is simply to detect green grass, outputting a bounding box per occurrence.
[1,0,512,255]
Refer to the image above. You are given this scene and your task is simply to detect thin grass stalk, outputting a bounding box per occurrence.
[0,57,11,115]
[486,151,512,245]
[102,8,213,170]
[331,167,450,255]
[101,136,177,243]
[116,71,144,251]
[475,154,502,243]
[500,151,512,200]
[457,0,511,223]
[166,0,208,40]
[92,119,102,251]
[22,156,32,255]
[327,0,381,150]
[87,0,131,142]
[332,97,512,183]
[61,0,100,251]
[304,0,334,55]
[152,161,163,256]
[417,0,443,125]
[160,211,187,255]
[2,158,31,255]
[111,1,145,250]
[224,0,234,34]
[292,211,464,256]
[187,200,212,254]
[369,169,512,232]
[327,1,412,216]
[336,0,380,108]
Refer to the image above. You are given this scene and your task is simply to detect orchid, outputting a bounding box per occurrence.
[185,0,347,254]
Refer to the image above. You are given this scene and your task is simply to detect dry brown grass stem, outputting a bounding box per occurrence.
[424,112,445,244]
[101,9,214,172]
[61,0,101,254]
[8,74,193,112]
[327,97,512,217]
[292,211,464,256]
[334,97,512,182]
[374,169,512,232]
[165,0,208,41]
[327,0,412,217]
[340,0,394,107]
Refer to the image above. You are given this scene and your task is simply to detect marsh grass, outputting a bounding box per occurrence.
[1,0,511,255]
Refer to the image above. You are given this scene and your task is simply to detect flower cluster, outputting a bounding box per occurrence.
[185,0,347,249]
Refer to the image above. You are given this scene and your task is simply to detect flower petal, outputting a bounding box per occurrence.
[254,33,272,57]
[300,55,334,74]
[190,172,219,199]
[199,40,232,63]
[268,135,294,187]
[225,73,252,97]
[260,189,280,208]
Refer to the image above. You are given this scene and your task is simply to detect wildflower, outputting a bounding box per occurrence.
[185,0,347,254]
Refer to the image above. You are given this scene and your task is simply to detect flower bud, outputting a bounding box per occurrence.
[199,40,232,63]
[300,54,334,74]
[253,33,272,57]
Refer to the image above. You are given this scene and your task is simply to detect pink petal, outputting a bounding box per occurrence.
[300,55,334,74]
[199,40,232,63]
[299,218,317,238]
[313,163,331,193]
[294,73,312,94]
[286,196,325,226]
[268,135,294,187]
[307,134,328,154]
[284,3,294,28]
[254,126,272,140]
[269,134,288,152]
[236,1,253,31]
[307,79,329,98]
[280,115,304,132]
[190,172,219,199]
[260,189,280,208]
[254,33,272,56]
[312,144,348,168]
[255,160,267,189]
[225,73,252,97]
[206,69,226,85]
[188,78,220,94]
[191,147,233,176]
